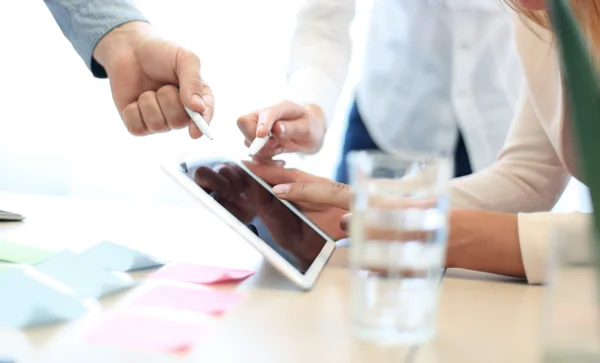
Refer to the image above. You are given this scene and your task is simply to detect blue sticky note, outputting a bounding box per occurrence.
[35,250,136,299]
[78,241,165,272]
[0,268,98,328]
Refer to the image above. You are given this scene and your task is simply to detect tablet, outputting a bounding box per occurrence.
[162,157,336,290]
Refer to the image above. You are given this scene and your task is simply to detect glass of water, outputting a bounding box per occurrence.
[347,150,452,345]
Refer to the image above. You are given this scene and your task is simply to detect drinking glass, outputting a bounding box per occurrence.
[542,223,600,362]
[347,150,452,344]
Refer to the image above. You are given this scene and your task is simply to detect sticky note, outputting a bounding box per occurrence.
[132,285,245,316]
[0,264,15,277]
[0,239,56,264]
[148,263,254,285]
[35,250,136,299]
[0,268,98,328]
[78,241,165,272]
[85,312,210,354]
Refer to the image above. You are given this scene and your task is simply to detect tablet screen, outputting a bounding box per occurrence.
[179,159,328,274]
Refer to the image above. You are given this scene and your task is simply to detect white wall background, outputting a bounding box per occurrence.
[0,0,589,212]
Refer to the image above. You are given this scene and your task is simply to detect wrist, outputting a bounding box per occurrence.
[93,21,153,74]
[445,208,473,268]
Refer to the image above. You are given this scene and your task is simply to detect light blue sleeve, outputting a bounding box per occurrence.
[43,0,148,78]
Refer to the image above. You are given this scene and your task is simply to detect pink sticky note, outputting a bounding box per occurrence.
[148,263,254,285]
[86,312,209,354]
[132,285,245,316]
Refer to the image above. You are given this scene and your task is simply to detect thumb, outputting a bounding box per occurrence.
[174,49,207,116]
[271,182,351,210]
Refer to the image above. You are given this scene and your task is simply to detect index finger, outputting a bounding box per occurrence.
[271,182,351,210]
[256,101,306,138]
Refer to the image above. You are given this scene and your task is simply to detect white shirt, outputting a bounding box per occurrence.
[287,0,523,171]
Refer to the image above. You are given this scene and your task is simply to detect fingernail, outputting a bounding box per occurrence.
[192,95,205,108]
[274,160,286,167]
[256,124,264,135]
[258,111,266,124]
[272,184,290,195]
[278,123,286,136]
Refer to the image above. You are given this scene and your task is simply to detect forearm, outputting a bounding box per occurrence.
[447,209,526,279]
[44,0,148,77]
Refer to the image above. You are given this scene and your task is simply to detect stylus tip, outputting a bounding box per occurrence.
[248,152,253,157]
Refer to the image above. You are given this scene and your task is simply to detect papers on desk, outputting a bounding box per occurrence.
[131,284,245,316]
[0,236,254,353]
[0,268,98,328]
[78,240,165,272]
[0,239,56,264]
[86,311,211,354]
[149,263,254,285]
[36,251,136,299]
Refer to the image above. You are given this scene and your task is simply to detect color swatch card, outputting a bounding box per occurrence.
[132,285,245,316]
[35,250,136,299]
[0,268,98,328]
[78,241,165,272]
[0,239,56,264]
[86,312,210,354]
[149,263,254,285]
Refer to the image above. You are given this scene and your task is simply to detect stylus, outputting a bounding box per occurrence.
[248,132,272,157]
[184,106,214,140]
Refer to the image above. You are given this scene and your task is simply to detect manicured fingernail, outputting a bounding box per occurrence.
[258,111,267,124]
[278,123,286,136]
[272,184,290,195]
[256,124,264,134]
[192,95,205,108]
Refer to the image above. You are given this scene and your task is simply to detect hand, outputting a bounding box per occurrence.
[193,163,256,223]
[237,101,326,162]
[244,162,348,239]
[93,22,214,138]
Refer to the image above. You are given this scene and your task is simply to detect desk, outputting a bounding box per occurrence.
[0,192,543,363]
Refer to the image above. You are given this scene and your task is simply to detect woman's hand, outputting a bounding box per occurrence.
[237,101,327,163]
[244,162,349,239]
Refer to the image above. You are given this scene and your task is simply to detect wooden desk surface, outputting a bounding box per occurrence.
[0,192,543,363]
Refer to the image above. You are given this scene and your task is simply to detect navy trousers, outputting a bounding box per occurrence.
[335,101,473,183]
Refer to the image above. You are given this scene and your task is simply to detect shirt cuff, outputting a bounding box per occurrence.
[287,67,340,125]
[517,212,592,284]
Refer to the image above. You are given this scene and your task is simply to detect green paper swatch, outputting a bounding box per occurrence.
[0,239,56,264]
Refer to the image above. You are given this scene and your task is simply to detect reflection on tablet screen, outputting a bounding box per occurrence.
[181,159,328,274]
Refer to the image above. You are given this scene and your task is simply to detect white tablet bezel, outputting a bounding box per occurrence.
[162,157,336,290]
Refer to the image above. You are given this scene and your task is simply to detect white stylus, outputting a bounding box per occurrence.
[248,132,272,157]
[184,106,214,140]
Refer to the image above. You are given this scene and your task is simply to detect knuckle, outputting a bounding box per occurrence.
[125,121,146,136]
[331,182,348,195]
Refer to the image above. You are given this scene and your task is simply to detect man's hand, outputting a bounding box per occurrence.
[237,101,326,162]
[93,22,214,138]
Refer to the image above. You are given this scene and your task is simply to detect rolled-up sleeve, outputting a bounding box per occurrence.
[43,0,148,78]
[518,212,592,284]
